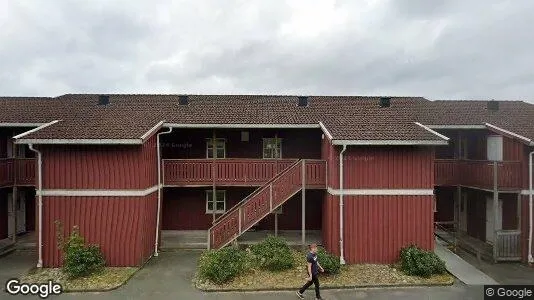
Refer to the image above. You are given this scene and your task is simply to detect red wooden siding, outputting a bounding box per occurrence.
[435,159,522,190]
[322,193,339,256]
[343,147,435,188]
[343,195,434,264]
[0,188,8,239]
[162,188,322,231]
[42,193,157,267]
[40,136,157,190]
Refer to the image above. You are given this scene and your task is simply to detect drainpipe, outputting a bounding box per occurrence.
[339,144,347,265]
[28,144,42,268]
[529,151,533,263]
[154,127,173,257]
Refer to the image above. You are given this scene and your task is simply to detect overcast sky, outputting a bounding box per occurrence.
[1,0,533,102]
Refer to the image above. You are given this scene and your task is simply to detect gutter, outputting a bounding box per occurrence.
[28,144,43,268]
[529,151,533,263]
[339,144,347,265]
[154,126,173,257]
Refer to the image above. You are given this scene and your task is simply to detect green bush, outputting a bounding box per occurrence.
[62,226,105,278]
[317,247,341,275]
[399,244,447,278]
[198,246,246,284]
[250,235,295,271]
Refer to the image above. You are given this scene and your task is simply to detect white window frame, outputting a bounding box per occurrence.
[206,138,226,159]
[206,190,226,214]
[263,138,282,159]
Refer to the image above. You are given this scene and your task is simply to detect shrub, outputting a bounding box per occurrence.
[62,226,105,279]
[399,244,447,278]
[250,235,295,271]
[317,247,341,275]
[198,246,246,284]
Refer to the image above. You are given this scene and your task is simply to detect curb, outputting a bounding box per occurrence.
[194,279,455,292]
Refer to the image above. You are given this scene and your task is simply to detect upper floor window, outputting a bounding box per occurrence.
[486,135,503,161]
[263,138,282,159]
[206,138,226,158]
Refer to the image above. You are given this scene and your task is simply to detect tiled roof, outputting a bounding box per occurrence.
[1,94,532,144]
[415,100,534,142]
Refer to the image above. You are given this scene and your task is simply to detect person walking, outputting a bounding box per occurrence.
[296,243,324,299]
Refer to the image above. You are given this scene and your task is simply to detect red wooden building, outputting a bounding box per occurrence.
[0,95,532,267]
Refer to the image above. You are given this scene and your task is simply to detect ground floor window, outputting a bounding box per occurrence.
[206,190,226,213]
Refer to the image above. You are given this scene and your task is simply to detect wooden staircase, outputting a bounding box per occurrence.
[208,159,306,249]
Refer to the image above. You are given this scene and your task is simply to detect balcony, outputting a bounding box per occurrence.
[0,158,36,187]
[435,159,522,190]
[163,158,326,188]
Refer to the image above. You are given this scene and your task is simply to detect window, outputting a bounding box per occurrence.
[263,138,282,159]
[206,138,226,158]
[487,135,503,161]
[206,190,226,214]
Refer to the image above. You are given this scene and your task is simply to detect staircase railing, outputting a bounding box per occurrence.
[208,160,304,249]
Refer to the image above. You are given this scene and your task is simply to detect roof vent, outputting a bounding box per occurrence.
[98,95,109,105]
[298,96,308,107]
[179,95,189,105]
[379,97,391,108]
[487,100,499,112]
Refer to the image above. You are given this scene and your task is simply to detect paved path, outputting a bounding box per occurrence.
[0,250,486,300]
[434,240,498,285]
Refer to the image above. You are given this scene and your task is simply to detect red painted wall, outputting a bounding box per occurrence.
[344,195,434,263]
[0,188,8,239]
[161,128,322,159]
[40,136,157,190]
[343,146,435,188]
[40,134,159,267]
[161,187,322,230]
[321,143,436,263]
[42,192,157,267]
[24,188,36,231]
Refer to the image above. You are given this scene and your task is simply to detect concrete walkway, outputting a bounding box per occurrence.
[434,239,498,285]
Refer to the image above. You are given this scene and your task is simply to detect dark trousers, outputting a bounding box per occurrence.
[299,274,320,298]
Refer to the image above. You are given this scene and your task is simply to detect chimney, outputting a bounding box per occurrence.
[487,100,499,112]
[98,95,109,105]
[298,96,308,107]
[179,95,189,105]
[379,97,391,108]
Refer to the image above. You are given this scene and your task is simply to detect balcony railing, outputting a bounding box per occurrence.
[0,158,36,187]
[435,159,522,190]
[163,158,326,188]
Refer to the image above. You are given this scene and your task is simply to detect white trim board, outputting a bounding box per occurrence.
[318,122,333,141]
[37,185,159,197]
[521,190,533,196]
[0,123,47,127]
[485,123,532,145]
[424,125,487,130]
[331,139,448,146]
[140,120,165,140]
[415,122,450,141]
[13,120,61,139]
[327,187,434,196]
[163,123,320,129]
[16,138,143,145]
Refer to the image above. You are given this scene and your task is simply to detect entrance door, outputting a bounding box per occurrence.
[7,192,14,238]
[485,197,503,243]
[16,191,26,234]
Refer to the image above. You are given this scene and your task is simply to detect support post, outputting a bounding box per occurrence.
[301,160,306,248]
[12,186,18,243]
[493,161,499,262]
[212,130,217,224]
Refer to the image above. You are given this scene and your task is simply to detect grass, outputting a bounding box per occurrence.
[21,267,138,292]
[194,249,454,291]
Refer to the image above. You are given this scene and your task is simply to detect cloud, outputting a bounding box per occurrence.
[0,0,533,102]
